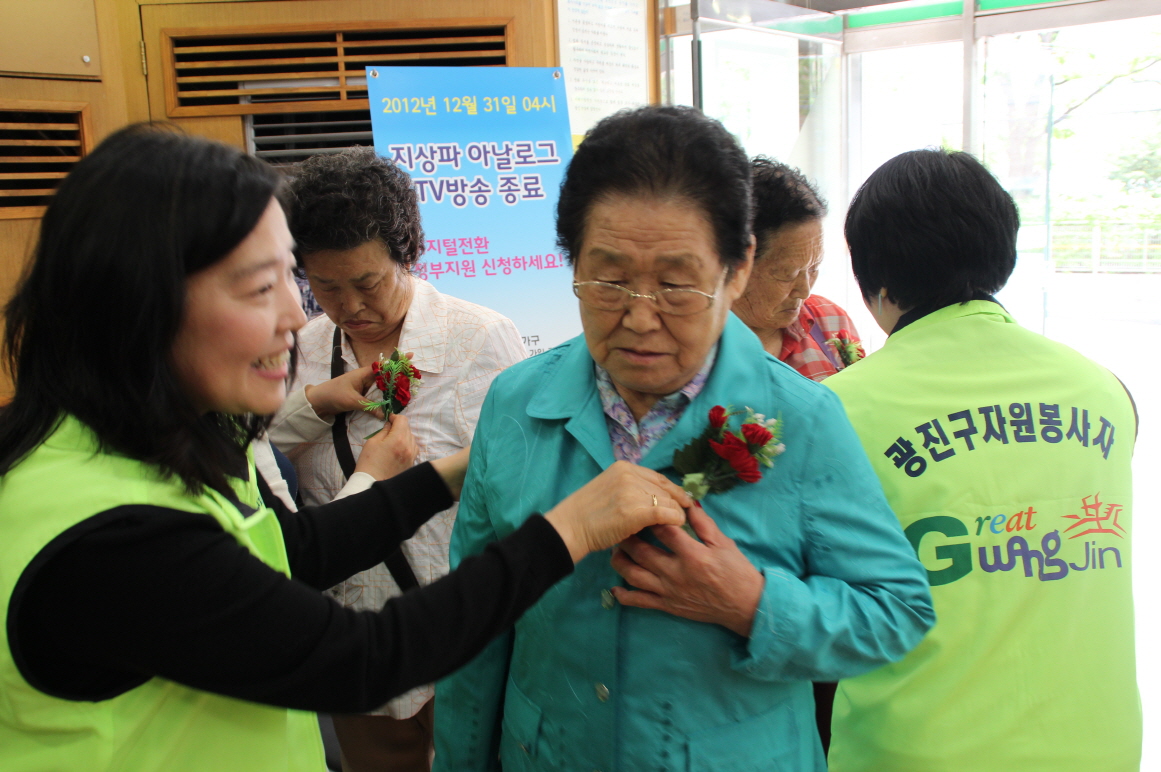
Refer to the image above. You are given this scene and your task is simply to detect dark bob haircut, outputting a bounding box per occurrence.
[750,157,827,258]
[1,123,282,495]
[556,105,752,270]
[285,146,424,268]
[846,148,1019,313]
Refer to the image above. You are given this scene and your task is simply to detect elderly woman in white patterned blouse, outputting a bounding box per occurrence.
[268,147,525,772]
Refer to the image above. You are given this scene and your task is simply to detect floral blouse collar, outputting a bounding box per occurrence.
[593,344,719,463]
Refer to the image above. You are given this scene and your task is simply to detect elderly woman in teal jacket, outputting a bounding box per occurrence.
[432,107,935,772]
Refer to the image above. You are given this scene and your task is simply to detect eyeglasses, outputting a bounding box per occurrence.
[571,274,722,316]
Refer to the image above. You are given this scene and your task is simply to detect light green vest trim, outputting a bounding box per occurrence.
[0,416,325,772]
[825,302,1140,772]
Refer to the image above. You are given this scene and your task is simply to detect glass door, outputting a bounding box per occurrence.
[980,14,1161,329]
[661,0,856,341]
[845,38,966,348]
[977,20,1161,762]
[847,41,964,191]
[662,1,842,180]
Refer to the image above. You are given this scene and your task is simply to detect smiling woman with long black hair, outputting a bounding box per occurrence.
[0,124,689,772]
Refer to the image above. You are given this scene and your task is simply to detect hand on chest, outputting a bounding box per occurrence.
[483,424,806,572]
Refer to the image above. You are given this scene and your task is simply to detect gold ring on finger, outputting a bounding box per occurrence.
[651,494,658,507]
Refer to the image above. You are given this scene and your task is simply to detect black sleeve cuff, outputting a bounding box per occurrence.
[511,514,575,584]
[371,462,455,535]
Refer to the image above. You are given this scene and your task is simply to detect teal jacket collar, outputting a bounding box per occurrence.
[525,313,768,474]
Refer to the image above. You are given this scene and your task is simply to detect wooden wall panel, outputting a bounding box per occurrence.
[0,219,38,398]
[141,0,559,141]
[169,115,247,149]
[0,0,103,79]
[0,79,112,155]
[0,0,137,400]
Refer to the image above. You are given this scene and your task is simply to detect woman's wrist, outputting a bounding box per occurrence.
[724,570,765,637]
[428,447,470,502]
[302,383,333,418]
[543,506,586,564]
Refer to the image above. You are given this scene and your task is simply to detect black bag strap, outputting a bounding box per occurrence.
[330,327,359,479]
[330,326,420,592]
[383,550,421,593]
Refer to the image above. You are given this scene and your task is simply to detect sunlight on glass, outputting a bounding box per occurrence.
[980,14,1161,767]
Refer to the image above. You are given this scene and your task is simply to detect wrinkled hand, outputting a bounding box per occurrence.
[610,503,765,637]
[305,364,383,420]
[544,461,692,564]
[429,446,470,501]
[354,414,417,480]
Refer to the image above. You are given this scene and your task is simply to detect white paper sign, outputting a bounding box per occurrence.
[557,0,651,138]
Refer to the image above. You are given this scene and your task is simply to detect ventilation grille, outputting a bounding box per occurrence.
[0,107,86,218]
[166,25,508,117]
[248,109,373,165]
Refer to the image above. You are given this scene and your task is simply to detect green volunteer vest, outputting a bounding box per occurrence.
[0,415,325,772]
[825,301,1139,772]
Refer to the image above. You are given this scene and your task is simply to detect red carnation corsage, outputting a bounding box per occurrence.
[362,349,421,438]
[824,330,866,369]
[672,405,786,501]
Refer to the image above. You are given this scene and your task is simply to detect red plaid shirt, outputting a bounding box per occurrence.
[778,295,863,382]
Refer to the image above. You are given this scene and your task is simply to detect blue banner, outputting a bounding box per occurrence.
[367,66,578,355]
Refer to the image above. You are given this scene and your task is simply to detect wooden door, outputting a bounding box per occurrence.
[0,0,134,398]
[140,0,558,149]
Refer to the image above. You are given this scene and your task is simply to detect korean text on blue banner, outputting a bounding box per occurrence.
[368,66,577,353]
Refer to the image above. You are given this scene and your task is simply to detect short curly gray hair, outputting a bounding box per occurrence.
[751,157,827,258]
[285,147,424,268]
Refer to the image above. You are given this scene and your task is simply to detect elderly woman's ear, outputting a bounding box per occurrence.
[719,233,755,314]
[733,233,757,294]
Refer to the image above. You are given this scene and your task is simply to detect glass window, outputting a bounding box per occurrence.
[665,20,858,347]
[979,15,1161,765]
[848,41,964,192]
[979,15,1161,337]
[839,41,965,348]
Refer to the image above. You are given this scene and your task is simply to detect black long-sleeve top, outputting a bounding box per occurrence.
[9,463,572,713]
